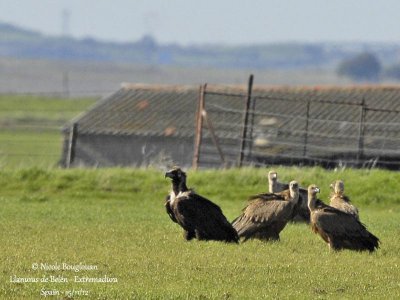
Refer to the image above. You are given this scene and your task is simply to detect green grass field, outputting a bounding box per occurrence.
[1,95,400,298]
[1,167,400,299]
[0,94,96,168]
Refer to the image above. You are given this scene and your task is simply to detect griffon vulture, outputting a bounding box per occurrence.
[268,170,310,222]
[164,167,239,243]
[308,185,379,252]
[231,181,300,241]
[268,170,289,192]
[329,180,359,220]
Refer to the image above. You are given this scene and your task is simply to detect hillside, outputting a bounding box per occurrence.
[1,22,400,69]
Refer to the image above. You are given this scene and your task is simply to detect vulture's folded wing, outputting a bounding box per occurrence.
[176,193,238,242]
[316,208,367,237]
[247,192,285,202]
[165,197,178,223]
[242,199,291,224]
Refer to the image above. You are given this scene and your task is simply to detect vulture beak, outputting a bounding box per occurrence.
[315,187,320,193]
[329,183,334,190]
[165,171,174,179]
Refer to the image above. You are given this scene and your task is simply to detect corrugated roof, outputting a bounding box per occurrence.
[66,84,199,137]
[66,84,400,147]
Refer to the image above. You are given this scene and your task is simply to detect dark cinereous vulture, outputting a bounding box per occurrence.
[231,181,300,242]
[268,170,310,223]
[329,180,359,220]
[308,185,379,252]
[164,167,239,243]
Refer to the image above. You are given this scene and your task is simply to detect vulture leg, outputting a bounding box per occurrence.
[271,233,280,241]
[268,225,281,241]
[184,230,195,241]
[328,243,332,252]
[262,231,280,241]
[328,237,340,251]
[252,229,280,242]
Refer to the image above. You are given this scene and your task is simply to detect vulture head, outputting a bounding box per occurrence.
[165,166,186,181]
[268,170,278,182]
[288,180,300,202]
[268,170,278,192]
[307,184,320,210]
[165,166,188,192]
[330,180,344,195]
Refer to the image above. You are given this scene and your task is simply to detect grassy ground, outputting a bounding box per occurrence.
[0,94,96,168]
[1,167,399,299]
[1,95,399,298]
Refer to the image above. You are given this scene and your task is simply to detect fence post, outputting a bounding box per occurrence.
[238,74,254,167]
[357,98,366,165]
[202,109,226,166]
[247,88,257,161]
[66,122,78,168]
[303,100,311,158]
[192,84,206,170]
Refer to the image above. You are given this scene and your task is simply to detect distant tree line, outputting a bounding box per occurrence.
[337,52,400,81]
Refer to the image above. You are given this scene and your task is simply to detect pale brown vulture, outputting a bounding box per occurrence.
[231,181,299,242]
[268,170,310,223]
[268,170,289,192]
[164,167,239,243]
[308,185,379,252]
[329,180,359,220]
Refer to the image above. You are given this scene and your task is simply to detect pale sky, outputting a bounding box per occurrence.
[0,0,399,45]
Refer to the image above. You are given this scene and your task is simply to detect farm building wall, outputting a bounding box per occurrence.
[60,133,194,168]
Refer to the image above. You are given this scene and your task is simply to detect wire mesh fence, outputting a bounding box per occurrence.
[3,79,400,169]
[194,78,400,170]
